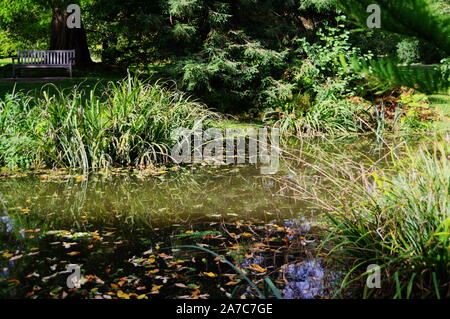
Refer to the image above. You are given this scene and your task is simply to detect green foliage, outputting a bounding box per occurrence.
[292,19,369,98]
[396,39,421,65]
[159,0,324,112]
[263,18,375,135]
[342,56,450,94]
[0,91,40,168]
[176,34,290,111]
[395,38,444,65]
[0,76,217,170]
[335,0,450,55]
[335,0,449,95]
[0,31,22,56]
[327,140,450,298]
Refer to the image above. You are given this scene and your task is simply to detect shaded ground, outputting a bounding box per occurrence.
[0,63,125,99]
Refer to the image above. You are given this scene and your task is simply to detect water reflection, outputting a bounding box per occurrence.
[0,136,424,298]
[282,260,325,299]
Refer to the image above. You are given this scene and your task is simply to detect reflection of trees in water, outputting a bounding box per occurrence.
[0,166,297,233]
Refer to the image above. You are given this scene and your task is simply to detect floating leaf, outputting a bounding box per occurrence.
[174,283,187,288]
[146,269,160,275]
[117,290,130,299]
[248,264,267,273]
[66,251,81,256]
[225,281,239,286]
[10,254,23,261]
[151,285,163,293]
[2,252,13,259]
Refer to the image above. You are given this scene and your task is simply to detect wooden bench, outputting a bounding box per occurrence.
[12,50,75,78]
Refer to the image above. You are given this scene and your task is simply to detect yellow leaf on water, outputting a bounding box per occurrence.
[2,253,13,259]
[242,232,253,237]
[117,290,130,299]
[203,272,217,278]
[248,264,267,273]
[151,285,163,293]
[146,269,160,275]
[225,281,239,286]
[137,294,148,299]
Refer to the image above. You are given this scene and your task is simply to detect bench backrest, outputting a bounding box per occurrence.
[17,50,75,65]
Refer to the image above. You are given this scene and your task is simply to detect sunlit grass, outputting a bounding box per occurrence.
[0,75,219,171]
[0,58,11,67]
[280,135,450,298]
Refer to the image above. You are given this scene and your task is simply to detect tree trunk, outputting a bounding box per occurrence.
[50,10,92,66]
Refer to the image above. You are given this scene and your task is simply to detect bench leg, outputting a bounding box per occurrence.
[69,66,72,78]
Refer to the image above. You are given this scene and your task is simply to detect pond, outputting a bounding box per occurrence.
[0,137,402,299]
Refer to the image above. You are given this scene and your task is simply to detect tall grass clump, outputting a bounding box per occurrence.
[0,90,41,168]
[279,136,449,298]
[265,98,372,137]
[0,76,218,171]
[325,139,450,298]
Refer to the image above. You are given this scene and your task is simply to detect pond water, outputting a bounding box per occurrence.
[0,137,403,299]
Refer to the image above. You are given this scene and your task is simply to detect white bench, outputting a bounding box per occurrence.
[12,50,75,78]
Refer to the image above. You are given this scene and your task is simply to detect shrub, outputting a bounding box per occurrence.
[397,39,421,65]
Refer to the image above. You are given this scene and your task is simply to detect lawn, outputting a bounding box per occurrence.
[429,94,450,130]
[0,58,11,67]
[0,63,125,99]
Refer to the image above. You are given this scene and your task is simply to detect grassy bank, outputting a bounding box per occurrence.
[0,75,217,171]
[283,136,450,298]
[331,140,449,298]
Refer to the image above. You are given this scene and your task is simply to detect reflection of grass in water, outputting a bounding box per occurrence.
[0,165,293,233]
